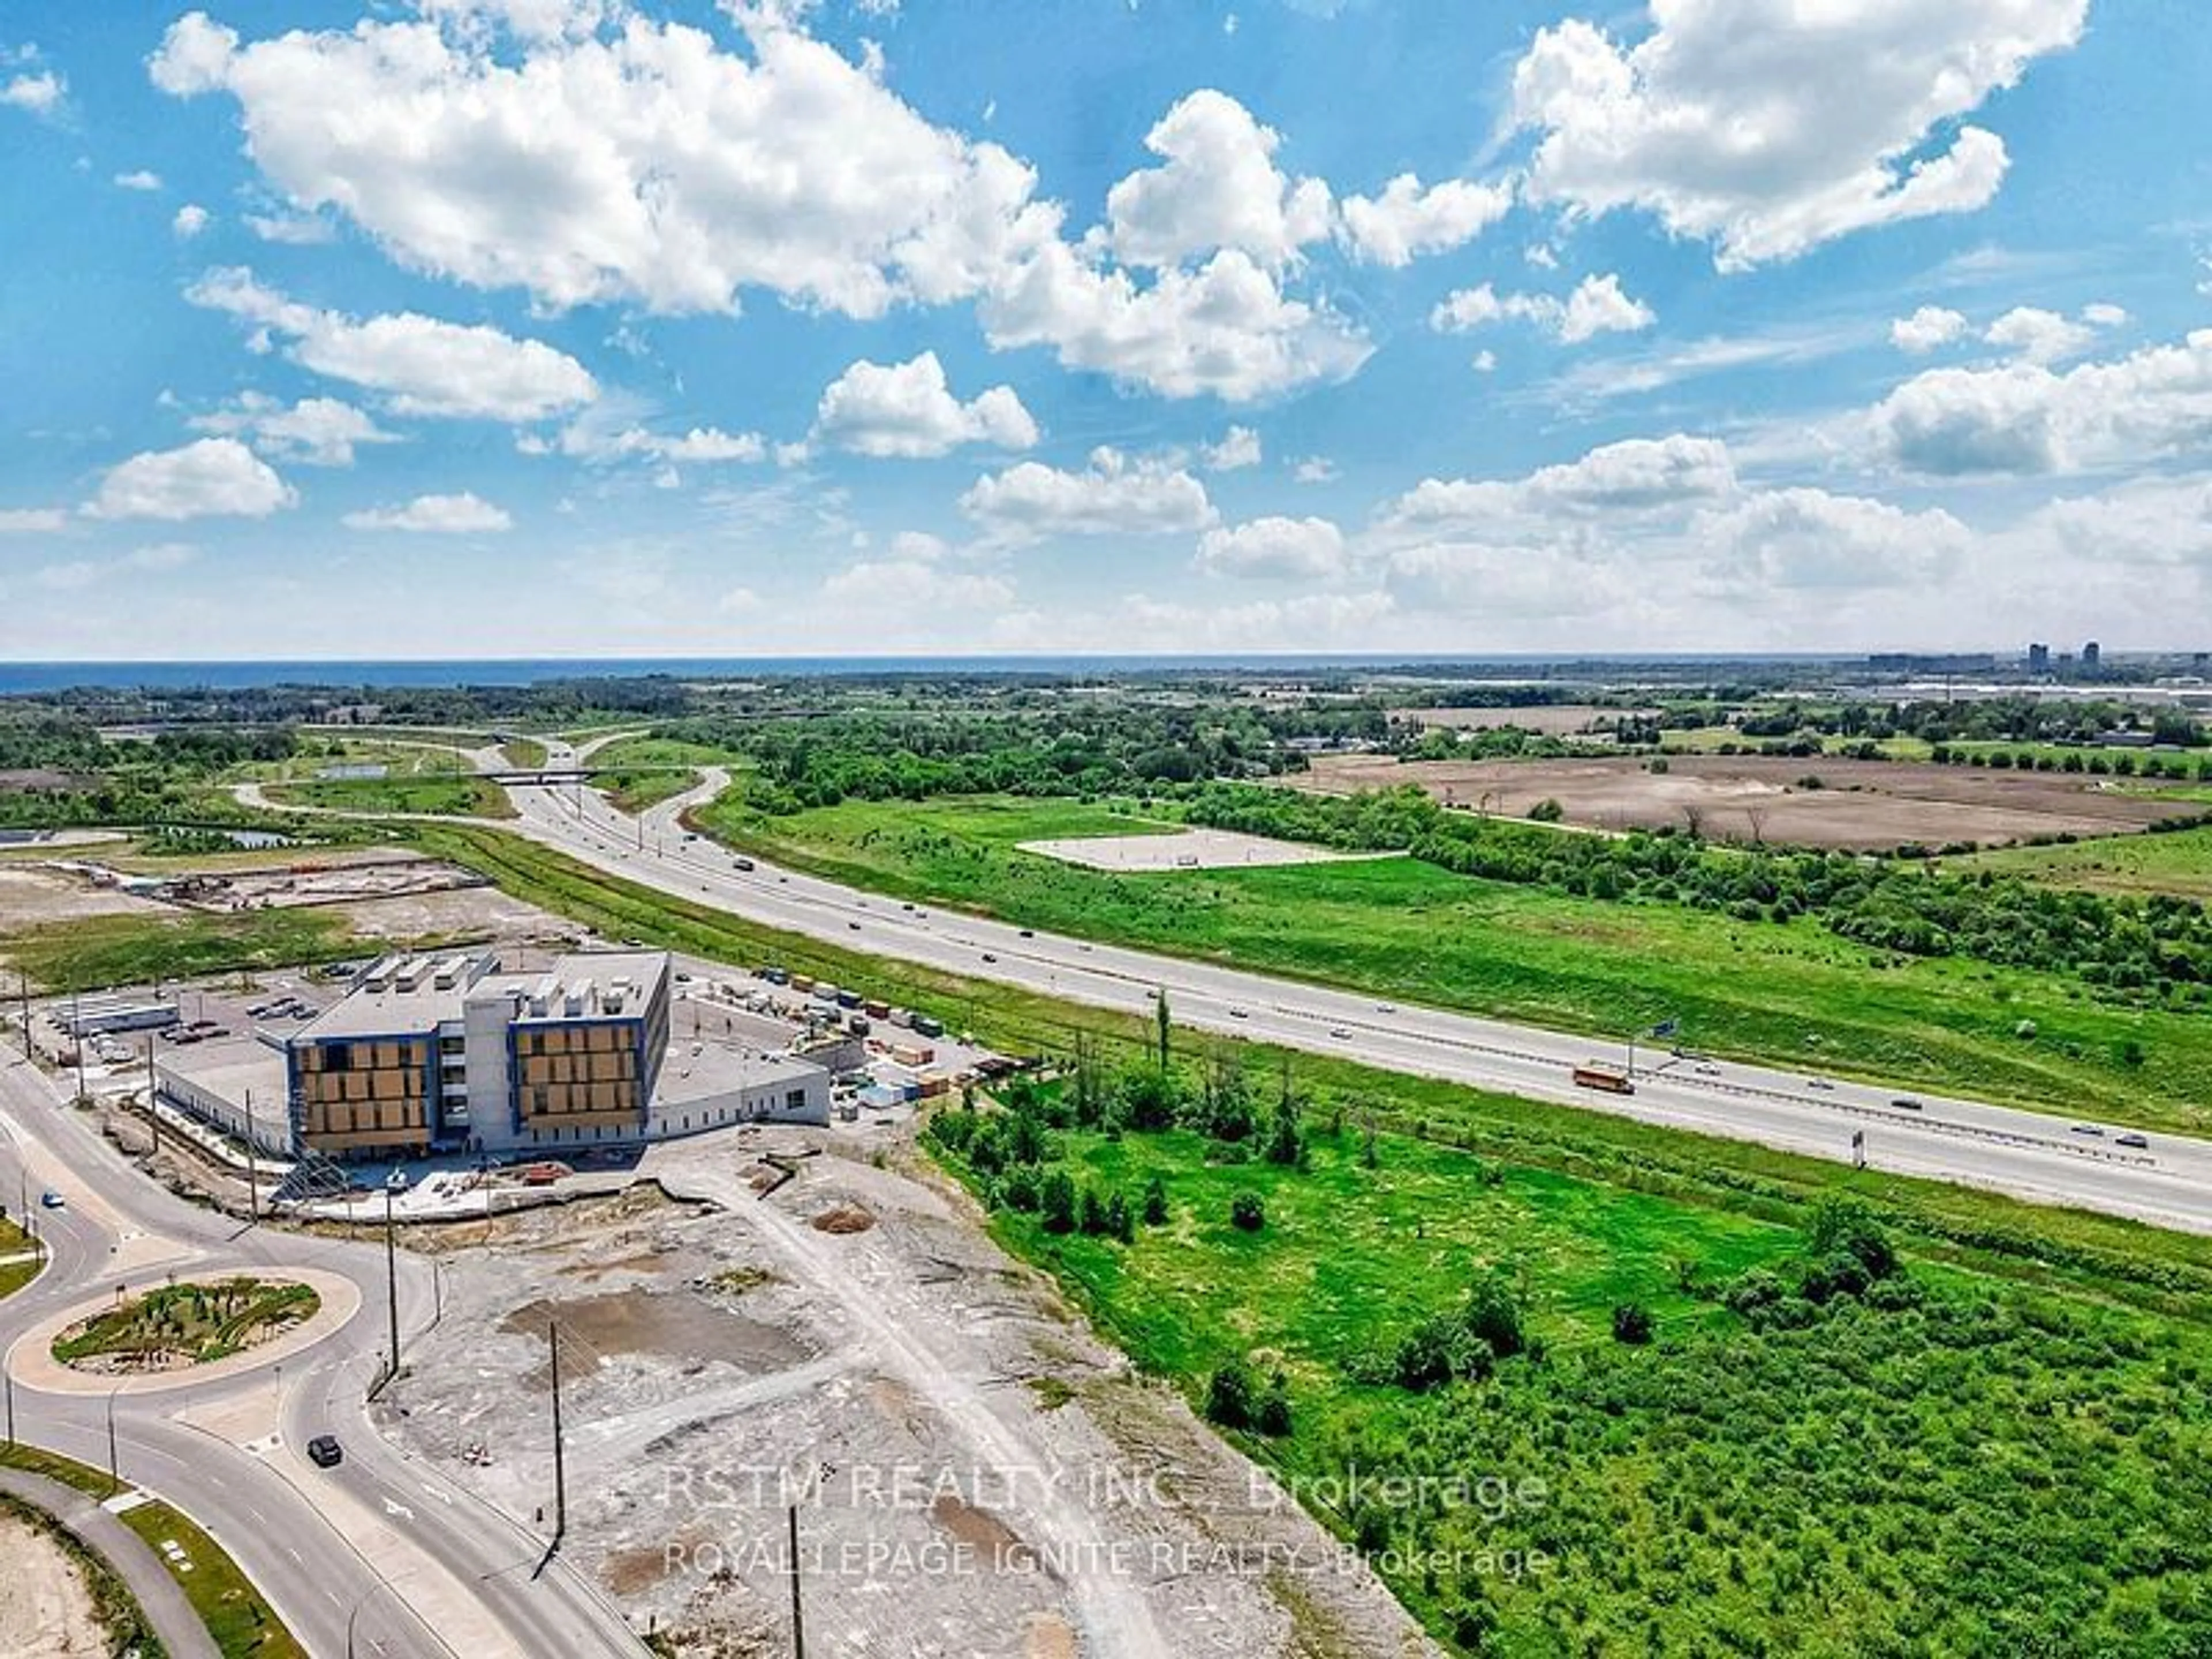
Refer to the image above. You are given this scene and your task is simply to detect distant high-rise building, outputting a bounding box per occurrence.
[2027,642,2051,676]
[2082,641,2102,675]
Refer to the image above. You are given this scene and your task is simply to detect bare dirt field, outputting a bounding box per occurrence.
[0,1509,110,1658]
[380,1141,1434,1659]
[0,865,166,927]
[329,882,551,944]
[155,856,487,912]
[1021,826,1393,872]
[1287,752,2204,851]
[1390,704,1655,735]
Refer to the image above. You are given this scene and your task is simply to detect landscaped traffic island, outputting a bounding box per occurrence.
[51,1277,320,1375]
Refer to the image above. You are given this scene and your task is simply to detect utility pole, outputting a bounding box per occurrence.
[787,1502,806,1659]
[105,1387,121,1494]
[142,1038,161,1157]
[243,1091,259,1222]
[70,991,86,1105]
[14,971,28,1060]
[5,1369,14,1447]
[383,1186,400,1381]
[548,1320,567,1547]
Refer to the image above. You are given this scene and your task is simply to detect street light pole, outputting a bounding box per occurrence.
[383,1187,400,1382]
[547,1320,567,1547]
[142,1037,161,1157]
[105,1386,122,1494]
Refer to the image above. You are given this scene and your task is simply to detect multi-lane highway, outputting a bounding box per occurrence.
[0,1047,644,1658]
[506,744,2212,1235]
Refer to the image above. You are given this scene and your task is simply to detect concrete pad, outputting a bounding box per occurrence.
[1018,827,1397,873]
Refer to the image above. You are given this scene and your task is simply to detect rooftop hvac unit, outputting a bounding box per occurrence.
[565,979,592,1017]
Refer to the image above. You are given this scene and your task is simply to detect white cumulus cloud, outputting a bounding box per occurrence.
[342,492,512,533]
[187,267,597,421]
[1510,0,2088,267]
[1891,305,1968,353]
[813,352,1038,458]
[1430,273,1654,344]
[1101,90,1333,272]
[1340,174,1513,268]
[1197,516,1347,579]
[190,393,396,467]
[1202,426,1263,471]
[85,438,296,521]
[960,448,1217,544]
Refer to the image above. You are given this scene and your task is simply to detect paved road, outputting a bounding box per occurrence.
[0,1050,646,1658]
[0,1465,222,1659]
[500,747,2212,1234]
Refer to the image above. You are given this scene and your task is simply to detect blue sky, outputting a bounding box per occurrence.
[2,0,2208,659]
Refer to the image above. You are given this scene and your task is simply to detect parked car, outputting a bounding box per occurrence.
[306,1435,344,1469]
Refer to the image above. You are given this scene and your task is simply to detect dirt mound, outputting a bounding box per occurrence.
[810,1205,876,1235]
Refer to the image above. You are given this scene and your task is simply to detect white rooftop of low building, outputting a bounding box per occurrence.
[653,1038,826,1109]
[296,951,497,1042]
[509,950,671,1024]
[152,1033,290,1118]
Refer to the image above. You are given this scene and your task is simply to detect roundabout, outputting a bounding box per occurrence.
[6,1266,361,1399]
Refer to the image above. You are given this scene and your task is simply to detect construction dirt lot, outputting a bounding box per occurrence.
[0,1507,111,1658]
[379,1136,1434,1659]
[1286,752,2206,851]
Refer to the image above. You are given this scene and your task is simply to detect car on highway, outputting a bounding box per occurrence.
[981,952,998,963]
[39,1190,63,1209]
[1376,1002,1396,1013]
[1229,1007,1248,1019]
[2116,1132,2151,1150]
[848,921,862,931]
[1018,929,1035,938]
[306,1434,344,1468]
[1329,1027,1350,1039]
[2070,1123,2105,1137]
[1891,1097,1923,1111]
[1695,1063,1721,1076]
[1806,1078,1835,1091]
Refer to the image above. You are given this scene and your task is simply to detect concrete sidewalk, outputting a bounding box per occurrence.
[0,1465,221,1659]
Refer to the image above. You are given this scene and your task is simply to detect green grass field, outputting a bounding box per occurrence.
[0,1213,43,1300]
[589,736,740,813]
[266,774,513,819]
[1954,825,2212,900]
[0,1441,306,1657]
[956,1115,2212,1654]
[696,794,2212,1135]
[1,908,415,994]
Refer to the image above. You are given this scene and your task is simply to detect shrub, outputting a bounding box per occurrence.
[1611,1303,1654,1344]
[1205,1357,1254,1429]
[1527,797,1566,823]
[1229,1191,1266,1232]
